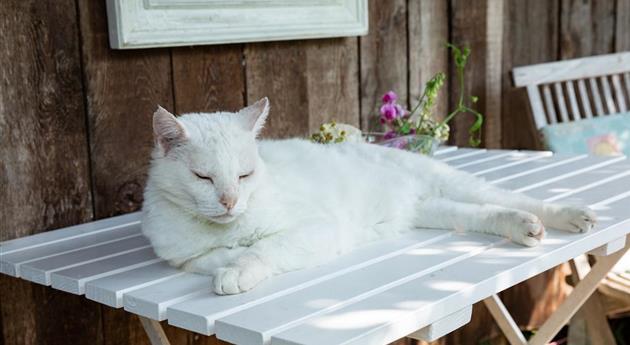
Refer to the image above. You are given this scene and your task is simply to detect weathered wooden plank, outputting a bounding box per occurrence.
[78,0,174,343]
[244,41,308,138]
[502,0,559,149]
[542,85,558,124]
[589,78,606,116]
[305,38,360,131]
[513,53,630,87]
[599,76,617,114]
[171,45,245,114]
[78,0,173,219]
[0,0,100,344]
[525,85,548,129]
[408,0,448,121]
[553,83,570,122]
[245,38,359,138]
[483,0,504,148]
[560,0,616,60]
[611,74,628,112]
[577,79,594,118]
[565,81,581,120]
[617,0,630,52]
[448,0,503,148]
[359,0,407,132]
[449,0,487,147]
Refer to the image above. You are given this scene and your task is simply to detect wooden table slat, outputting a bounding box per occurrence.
[0,223,140,277]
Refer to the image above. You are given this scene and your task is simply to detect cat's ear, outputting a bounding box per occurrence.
[239,97,269,136]
[153,106,187,154]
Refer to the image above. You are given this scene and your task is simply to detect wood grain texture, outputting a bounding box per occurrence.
[360,0,407,132]
[245,38,358,138]
[77,1,173,344]
[78,0,173,220]
[616,0,630,51]
[408,0,449,122]
[172,45,245,114]
[560,0,616,59]
[245,41,309,138]
[449,0,488,147]
[501,0,559,150]
[483,0,504,148]
[305,38,360,130]
[0,1,98,345]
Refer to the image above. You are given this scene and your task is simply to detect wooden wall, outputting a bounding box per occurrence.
[1,0,628,344]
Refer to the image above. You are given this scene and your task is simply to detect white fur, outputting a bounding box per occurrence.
[142,98,597,295]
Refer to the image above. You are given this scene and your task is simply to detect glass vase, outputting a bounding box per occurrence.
[366,133,441,156]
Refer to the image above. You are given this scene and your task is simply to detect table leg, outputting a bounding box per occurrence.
[483,294,527,345]
[528,238,629,345]
[568,255,616,345]
[139,316,172,345]
[484,235,628,345]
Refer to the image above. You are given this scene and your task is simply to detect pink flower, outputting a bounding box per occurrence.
[382,91,398,103]
[380,103,398,121]
[383,130,397,140]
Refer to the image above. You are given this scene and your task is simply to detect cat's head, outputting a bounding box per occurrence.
[148,98,269,224]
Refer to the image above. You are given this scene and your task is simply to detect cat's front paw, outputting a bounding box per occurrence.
[543,204,597,233]
[212,259,270,295]
[505,211,545,247]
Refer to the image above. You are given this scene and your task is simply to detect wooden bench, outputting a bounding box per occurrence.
[2,148,629,345]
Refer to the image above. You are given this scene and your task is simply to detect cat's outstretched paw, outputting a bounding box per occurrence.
[508,211,545,247]
[543,204,597,233]
[212,259,270,295]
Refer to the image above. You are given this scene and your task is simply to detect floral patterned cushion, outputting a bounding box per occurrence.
[540,113,630,156]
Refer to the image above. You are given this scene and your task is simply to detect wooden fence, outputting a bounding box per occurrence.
[1,0,628,344]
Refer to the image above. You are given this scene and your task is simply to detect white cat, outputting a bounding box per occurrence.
[142,98,596,295]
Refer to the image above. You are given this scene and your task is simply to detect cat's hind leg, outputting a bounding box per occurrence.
[415,197,545,247]
[430,166,596,234]
[449,181,596,234]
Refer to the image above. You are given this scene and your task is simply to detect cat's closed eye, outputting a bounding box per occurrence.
[239,171,254,180]
[193,172,214,184]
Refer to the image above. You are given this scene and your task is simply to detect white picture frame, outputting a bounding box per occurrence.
[106,0,369,49]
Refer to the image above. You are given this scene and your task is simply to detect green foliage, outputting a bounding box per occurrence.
[440,43,484,147]
[406,43,484,146]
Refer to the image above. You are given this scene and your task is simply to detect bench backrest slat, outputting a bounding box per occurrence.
[513,52,630,129]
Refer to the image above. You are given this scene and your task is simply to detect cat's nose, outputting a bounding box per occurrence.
[220,195,237,211]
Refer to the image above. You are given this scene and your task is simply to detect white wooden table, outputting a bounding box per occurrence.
[2,148,630,345]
